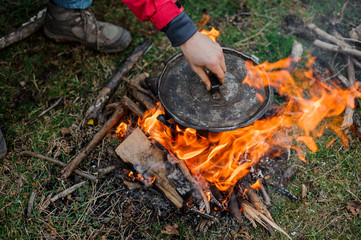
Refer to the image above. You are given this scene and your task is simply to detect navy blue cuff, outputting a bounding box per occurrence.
[162,12,198,47]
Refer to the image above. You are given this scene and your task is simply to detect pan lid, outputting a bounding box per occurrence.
[158,47,273,132]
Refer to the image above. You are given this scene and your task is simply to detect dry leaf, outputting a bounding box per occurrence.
[161,223,179,235]
[347,201,361,216]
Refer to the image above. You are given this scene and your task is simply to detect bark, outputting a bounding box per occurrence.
[313,39,361,59]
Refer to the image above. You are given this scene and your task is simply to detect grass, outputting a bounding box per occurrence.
[1,0,360,239]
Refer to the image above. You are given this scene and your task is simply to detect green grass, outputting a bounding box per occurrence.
[1,0,360,239]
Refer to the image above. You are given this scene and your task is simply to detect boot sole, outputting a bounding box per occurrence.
[44,27,130,53]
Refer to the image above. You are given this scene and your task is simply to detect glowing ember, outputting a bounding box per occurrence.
[137,55,361,192]
[127,170,155,185]
[200,27,220,42]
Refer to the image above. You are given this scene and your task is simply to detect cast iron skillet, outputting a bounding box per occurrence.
[157,47,273,132]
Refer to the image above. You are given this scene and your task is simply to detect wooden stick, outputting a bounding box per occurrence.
[25,97,63,126]
[61,103,126,179]
[313,40,361,59]
[81,40,152,127]
[0,8,46,50]
[124,95,145,117]
[129,73,156,110]
[307,23,350,47]
[246,188,273,221]
[20,151,97,182]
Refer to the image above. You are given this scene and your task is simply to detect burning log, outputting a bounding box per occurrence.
[0,8,46,50]
[20,151,97,182]
[81,40,152,127]
[61,103,126,179]
[115,127,183,208]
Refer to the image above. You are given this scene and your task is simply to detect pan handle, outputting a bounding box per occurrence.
[207,71,221,100]
[157,114,173,128]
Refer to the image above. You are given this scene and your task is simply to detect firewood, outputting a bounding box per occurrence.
[61,103,126,179]
[20,151,97,182]
[0,8,46,50]
[307,23,350,48]
[124,96,145,117]
[313,40,361,59]
[288,40,303,71]
[81,40,152,127]
[129,73,156,110]
[246,188,273,221]
[260,183,272,206]
[177,159,211,214]
[115,127,183,208]
[229,191,243,223]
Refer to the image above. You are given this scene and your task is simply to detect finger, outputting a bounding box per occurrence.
[220,51,227,74]
[208,64,225,84]
[193,67,211,91]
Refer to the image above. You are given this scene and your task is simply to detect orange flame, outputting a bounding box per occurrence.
[137,56,361,192]
[116,122,129,139]
[200,27,220,42]
[127,171,155,185]
[250,179,262,190]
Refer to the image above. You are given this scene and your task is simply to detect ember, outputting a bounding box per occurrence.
[137,56,361,192]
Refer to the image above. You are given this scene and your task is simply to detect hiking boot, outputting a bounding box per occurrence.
[44,1,132,53]
[0,129,7,159]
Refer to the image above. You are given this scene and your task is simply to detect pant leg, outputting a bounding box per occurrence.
[52,0,93,9]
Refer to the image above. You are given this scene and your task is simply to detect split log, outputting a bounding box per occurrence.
[20,151,97,182]
[0,8,46,50]
[115,127,183,208]
[81,40,152,127]
[61,103,126,179]
[246,188,273,221]
[313,40,361,59]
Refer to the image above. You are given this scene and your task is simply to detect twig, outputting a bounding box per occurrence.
[313,39,361,59]
[235,21,273,46]
[20,151,97,182]
[25,97,63,125]
[0,8,46,50]
[61,103,126,179]
[26,190,37,217]
[81,40,152,127]
[50,181,87,202]
[352,58,361,69]
[187,207,216,221]
[122,76,153,98]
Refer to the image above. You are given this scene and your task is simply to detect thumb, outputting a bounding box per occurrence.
[193,67,211,91]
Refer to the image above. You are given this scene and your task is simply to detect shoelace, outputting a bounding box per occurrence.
[79,8,99,50]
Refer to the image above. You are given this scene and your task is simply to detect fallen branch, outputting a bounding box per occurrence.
[98,165,117,177]
[0,8,46,50]
[81,40,152,127]
[20,151,97,182]
[61,103,126,179]
[313,40,361,59]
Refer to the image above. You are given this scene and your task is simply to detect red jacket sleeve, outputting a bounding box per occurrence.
[121,0,184,30]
